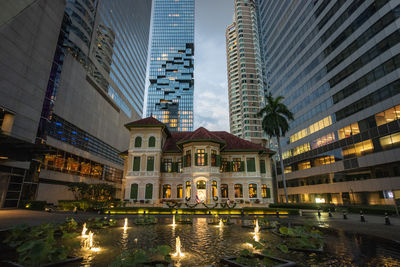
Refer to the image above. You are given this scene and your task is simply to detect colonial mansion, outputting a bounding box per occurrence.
[122,117,274,206]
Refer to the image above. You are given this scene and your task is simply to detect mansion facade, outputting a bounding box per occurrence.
[122,117,275,205]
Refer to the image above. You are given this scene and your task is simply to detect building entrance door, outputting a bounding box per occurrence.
[196,180,206,202]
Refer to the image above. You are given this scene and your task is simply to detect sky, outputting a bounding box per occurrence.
[193,0,234,131]
[143,0,234,131]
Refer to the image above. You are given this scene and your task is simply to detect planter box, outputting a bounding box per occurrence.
[2,257,83,267]
[221,253,296,267]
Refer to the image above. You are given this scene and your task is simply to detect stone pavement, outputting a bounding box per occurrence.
[295,211,400,243]
[1,209,400,243]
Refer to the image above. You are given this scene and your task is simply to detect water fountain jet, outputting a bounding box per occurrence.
[123,217,128,231]
[173,236,184,257]
[81,223,88,238]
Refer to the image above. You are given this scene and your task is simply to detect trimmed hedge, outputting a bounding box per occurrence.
[58,199,122,211]
[343,205,397,215]
[108,206,299,215]
[269,203,335,212]
[19,200,47,211]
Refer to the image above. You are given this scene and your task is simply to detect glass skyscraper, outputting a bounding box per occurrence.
[257,0,400,205]
[146,0,194,132]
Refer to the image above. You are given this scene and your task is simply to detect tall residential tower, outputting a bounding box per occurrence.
[146,0,195,132]
[258,0,400,205]
[226,0,264,144]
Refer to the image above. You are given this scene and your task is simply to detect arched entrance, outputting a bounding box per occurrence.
[196,180,207,202]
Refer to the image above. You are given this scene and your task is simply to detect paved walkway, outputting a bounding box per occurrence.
[1,209,400,243]
[296,211,400,243]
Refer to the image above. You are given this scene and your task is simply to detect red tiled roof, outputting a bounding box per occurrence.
[125,117,165,129]
[163,129,274,154]
[125,117,274,154]
[183,127,224,142]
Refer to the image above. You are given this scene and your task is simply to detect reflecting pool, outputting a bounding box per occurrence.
[79,217,400,266]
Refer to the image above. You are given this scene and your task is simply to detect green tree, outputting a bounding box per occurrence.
[258,93,294,203]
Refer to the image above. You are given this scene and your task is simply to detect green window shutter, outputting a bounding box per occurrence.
[266,188,271,198]
[247,158,255,172]
[183,156,187,167]
[148,137,156,147]
[145,184,153,199]
[195,153,198,166]
[216,155,221,167]
[130,184,138,199]
[240,161,245,172]
[228,161,232,172]
[160,161,165,172]
[172,162,178,172]
[134,137,142,147]
[260,160,266,173]
[204,153,208,165]
[133,157,140,171]
[147,157,154,171]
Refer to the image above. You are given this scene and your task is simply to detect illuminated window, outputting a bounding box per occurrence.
[375,105,400,126]
[163,184,171,198]
[196,149,206,166]
[212,181,217,197]
[342,140,374,158]
[298,161,311,170]
[211,150,217,166]
[177,184,183,198]
[221,184,228,198]
[380,132,400,150]
[233,158,242,172]
[311,133,336,149]
[162,158,172,172]
[338,123,360,139]
[284,166,292,173]
[185,181,191,198]
[249,184,257,198]
[261,185,270,198]
[290,116,332,143]
[314,155,335,166]
[234,184,243,198]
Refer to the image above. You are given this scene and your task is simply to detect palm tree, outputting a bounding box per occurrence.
[258,93,294,203]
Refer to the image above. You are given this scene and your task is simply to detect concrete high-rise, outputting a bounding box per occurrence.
[226,0,264,144]
[257,0,400,205]
[146,0,195,132]
[0,0,152,207]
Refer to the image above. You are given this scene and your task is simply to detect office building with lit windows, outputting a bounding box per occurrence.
[146,0,194,132]
[0,0,152,207]
[226,0,264,144]
[122,117,274,205]
[257,0,400,204]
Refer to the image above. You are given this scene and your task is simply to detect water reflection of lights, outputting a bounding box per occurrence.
[217,218,223,228]
[171,214,176,227]
[253,219,260,242]
[123,218,128,231]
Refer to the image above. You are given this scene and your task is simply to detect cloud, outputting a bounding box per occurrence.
[194,0,233,131]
